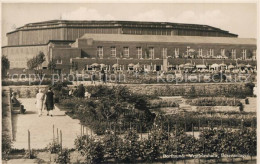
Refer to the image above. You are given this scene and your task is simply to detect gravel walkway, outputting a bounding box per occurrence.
[12,98,83,149]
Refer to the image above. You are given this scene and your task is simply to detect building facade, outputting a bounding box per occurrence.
[2,20,256,74]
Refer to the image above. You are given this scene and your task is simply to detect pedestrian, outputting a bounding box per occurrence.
[101,68,106,83]
[68,89,73,97]
[45,87,54,117]
[35,89,45,117]
[92,71,96,84]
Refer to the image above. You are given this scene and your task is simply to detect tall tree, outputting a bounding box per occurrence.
[2,55,10,78]
[27,51,45,73]
[47,60,56,74]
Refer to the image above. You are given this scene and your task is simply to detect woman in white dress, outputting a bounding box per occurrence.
[35,89,45,117]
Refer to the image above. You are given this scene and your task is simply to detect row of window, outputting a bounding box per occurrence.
[96,47,256,59]
[97,46,156,59]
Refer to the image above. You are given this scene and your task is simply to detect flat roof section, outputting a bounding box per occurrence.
[79,34,256,45]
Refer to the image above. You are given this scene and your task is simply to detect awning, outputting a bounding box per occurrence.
[133,64,140,68]
[237,64,246,67]
[211,63,219,68]
[128,63,135,67]
[219,63,227,67]
[246,64,252,68]
[91,63,99,68]
[184,63,194,69]
[179,64,185,68]
[112,64,119,68]
[184,63,193,67]
[100,64,106,67]
[196,65,207,69]
[228,65,235,69]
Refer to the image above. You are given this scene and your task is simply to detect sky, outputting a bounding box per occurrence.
[1,3,257,46]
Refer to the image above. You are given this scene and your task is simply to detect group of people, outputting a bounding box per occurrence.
[68,84,91,99]
[35,87,55,117]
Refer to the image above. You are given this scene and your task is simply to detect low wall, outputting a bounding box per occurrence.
[3,85,49,98]
[124,83,246,96]
[4,83,247,98]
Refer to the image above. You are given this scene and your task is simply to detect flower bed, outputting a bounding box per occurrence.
[73,127,256,163]
[186,97,241,106]
[58,85,156,135]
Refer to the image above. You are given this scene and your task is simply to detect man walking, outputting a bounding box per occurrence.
[45,87,54,116]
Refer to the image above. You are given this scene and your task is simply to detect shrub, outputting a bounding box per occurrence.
[74,135,89,155]
[2,133,12,159]
[245,98,249,104]
[84,138,104,164]
[238,102,244,112]
[115,129,140,162]
[46,140,61,154]
[60,85,155,135]
[24,149,37,159]
[76,84,85,98]
[103,131,122,159]
[75,135,104,163]
[55,149,70,164]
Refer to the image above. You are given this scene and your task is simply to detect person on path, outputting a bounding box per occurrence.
[45,87,55,117]
[35,89,45,117]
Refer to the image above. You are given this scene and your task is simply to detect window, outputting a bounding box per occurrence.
[242,49,247,60]
[162,48,167,58]
[97,46,103,58]
[198,48,203,57]
[174,48,179,58]
[209,49,214,57]
[149,47,154,59]
[231,49,236,59]
[137,47,142,59]
[221,49,225,56]
[253,50,256,60]
[56,58,62,64]
[123,47,129,58]
[111,47,116,57]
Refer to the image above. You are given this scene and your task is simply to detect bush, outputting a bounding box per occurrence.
[24,149,37,159]
[245,98,249,104]
[2,133,12,159]
[84,138,104,163]
[55,149,70,164]
[46,140,61,154]
[103,131,122,159]
[75,135,104,163]
[76,84,85,98]
[60,85,155,135]
[238,102,244,112]
[115,129,140,162]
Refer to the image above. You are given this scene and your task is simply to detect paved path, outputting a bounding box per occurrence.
[243,97,257,113]
[12,98,84,149]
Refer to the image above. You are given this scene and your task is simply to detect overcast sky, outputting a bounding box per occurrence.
[1,3,257,46]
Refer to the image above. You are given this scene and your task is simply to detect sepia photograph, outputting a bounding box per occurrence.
[1,1,257,163]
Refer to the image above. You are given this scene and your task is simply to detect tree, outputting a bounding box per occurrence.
[27,51,45,73]
[48,61,56,73]
[2,55,10,78]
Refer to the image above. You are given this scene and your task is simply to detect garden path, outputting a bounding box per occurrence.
[12,98,84,149]
[243,97,257,112]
